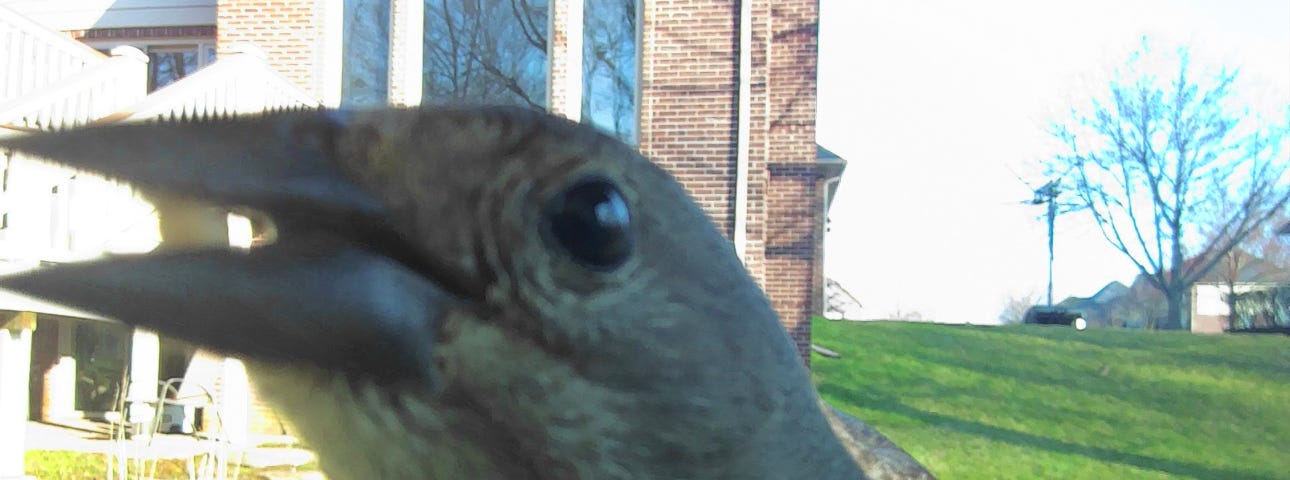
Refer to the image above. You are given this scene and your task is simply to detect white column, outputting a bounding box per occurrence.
[0,312,35,480]
[126,328,159,434]
[45,319,75,420]
[389,0,423,106]
[561,0,584,121]
[219,358,251,447]
[320,0,345,108]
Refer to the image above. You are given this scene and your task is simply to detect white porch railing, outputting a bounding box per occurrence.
[0,46,148,132]
[111,45,320,124]
[0,4,108,103]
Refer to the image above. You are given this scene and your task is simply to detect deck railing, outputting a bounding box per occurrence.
[0,4,108,103]
[111,45,320,123]
[0,46,148,132]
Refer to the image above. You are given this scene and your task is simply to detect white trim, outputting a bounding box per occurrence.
[389,0,423,106]
[633,0,643,146]
[821,175,842,311]
[320,0,345,108]
[4,1,216,31]
[562,0,583,120]
[733,0,752,263]
[546,0,556,110]
[81,39,216,51]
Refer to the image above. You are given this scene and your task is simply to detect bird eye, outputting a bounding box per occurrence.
[542,178,634,270]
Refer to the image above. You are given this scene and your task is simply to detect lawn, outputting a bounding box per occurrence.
[24,450,317,480]
[810,319,1290,480]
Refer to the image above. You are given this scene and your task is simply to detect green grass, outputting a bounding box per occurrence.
[24,450,317,479]
[811,319,1290,480]
[24,451,188,480]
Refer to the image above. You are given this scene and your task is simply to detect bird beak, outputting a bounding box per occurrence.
[0,111,453,385]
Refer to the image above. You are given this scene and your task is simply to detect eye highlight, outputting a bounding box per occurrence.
[542,178,634,270]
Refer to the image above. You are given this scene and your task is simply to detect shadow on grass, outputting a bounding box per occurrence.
[989,326,1290,380]
[819,384,1274,480]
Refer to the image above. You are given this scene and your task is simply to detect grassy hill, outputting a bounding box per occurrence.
[810,319,1290,480]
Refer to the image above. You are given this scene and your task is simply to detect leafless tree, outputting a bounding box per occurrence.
[341,0,391,106]
[582,0,638,142]
[1049,40,1290,330]
[1109,282,1166,329]
[997,292,1039,325]
[423,0,549,109]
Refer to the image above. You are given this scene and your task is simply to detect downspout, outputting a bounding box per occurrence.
[733,0,752,263]
[821,175,842,313]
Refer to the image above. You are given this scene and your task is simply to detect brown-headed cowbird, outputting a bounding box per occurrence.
[0,107,930,479]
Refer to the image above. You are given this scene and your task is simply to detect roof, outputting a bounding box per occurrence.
[817,144,843,160]
[1090,281,1129,304]
[817,144,847,178]
[817,144,847,211]
[1196,250,1290,284]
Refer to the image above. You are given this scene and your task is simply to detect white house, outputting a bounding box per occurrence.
[0,3,318,477]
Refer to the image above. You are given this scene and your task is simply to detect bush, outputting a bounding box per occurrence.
[1230,285,1290,328]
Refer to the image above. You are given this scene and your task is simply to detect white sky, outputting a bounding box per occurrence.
[816,0,1290,323]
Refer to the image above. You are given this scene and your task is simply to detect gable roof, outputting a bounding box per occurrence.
[817,144,843,160]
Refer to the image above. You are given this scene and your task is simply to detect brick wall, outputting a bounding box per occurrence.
[764,0,821,364]
[211,0,822,363]
[641,0,819,363]
[640,1,740,238]
[217,0,322,98]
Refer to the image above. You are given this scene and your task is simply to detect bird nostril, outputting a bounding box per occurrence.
[228,208,278,249]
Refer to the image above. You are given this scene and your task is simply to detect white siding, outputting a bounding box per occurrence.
[0,155,160,265]
[0,0,216,30]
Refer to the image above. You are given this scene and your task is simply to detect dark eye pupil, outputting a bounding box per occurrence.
[544,179,633,270]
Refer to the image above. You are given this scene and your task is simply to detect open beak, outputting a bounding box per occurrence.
[0,111,452,384]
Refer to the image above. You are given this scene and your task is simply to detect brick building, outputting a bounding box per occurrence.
[6,0,834,358]
[0,3,840,471]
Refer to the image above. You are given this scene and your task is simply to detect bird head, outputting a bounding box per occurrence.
[0,107,862,479]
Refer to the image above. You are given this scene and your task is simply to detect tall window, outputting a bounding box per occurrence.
[342,0,392,107]
[582,0,638,144]
[423,0,549,109]
[147,45,217,91]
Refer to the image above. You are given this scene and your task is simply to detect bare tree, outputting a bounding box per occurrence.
[1049,40,1290,330]
[997,291,1039,325]
[582,0,638,142]
[423,0,549,109]
[1109,280,1167,329]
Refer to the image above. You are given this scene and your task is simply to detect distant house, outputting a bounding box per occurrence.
[1189,251,1290,333]
[1066,250,1289,332]
[1057,281,1130,327]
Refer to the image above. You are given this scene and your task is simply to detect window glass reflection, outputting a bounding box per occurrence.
[148,48,201,91]
[343,0,391,107]
[582,0,637,144]
[423,0,549,109]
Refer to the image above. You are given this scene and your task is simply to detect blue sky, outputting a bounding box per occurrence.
[816,0,1290,323]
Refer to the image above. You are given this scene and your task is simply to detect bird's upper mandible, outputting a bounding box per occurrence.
[0,106,873,479]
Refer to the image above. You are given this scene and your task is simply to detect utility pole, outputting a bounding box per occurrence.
[1032,181,1059,306]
